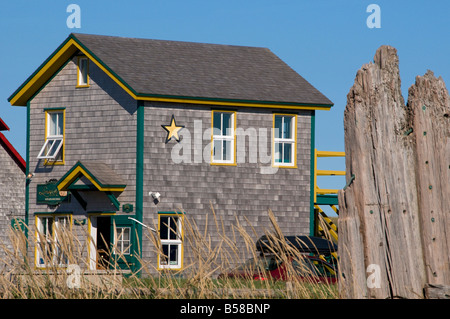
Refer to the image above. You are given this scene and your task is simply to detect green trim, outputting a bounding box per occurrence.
[106,192,121,210]
[43,107,66,112]
[70,35,139,97]
[315,194,339,206]
[25,102,30,241]
[309,111,316,236]
[8,35,74,103]
[135,101,144,276]
[10,34,333,110]
[33,211,73,215]
[138,93,333,109]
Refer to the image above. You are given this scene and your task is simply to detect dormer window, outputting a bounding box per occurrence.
[77,56,89,87]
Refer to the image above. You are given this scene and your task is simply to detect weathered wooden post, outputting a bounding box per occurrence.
[338,45,449,299]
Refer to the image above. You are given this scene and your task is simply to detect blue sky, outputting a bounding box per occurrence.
[1,1,449,192]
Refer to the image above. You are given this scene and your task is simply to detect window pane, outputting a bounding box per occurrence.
[222,113,232,136]
[223,140,232,161]
[49,112,63,137]
[213,112,221,135]
[213,139,222,161]
[274,142,282,163]
[169,245,178,265]
[79,58,88,85]
[161,244,169,265]
[47,139,62,157]
[121,228,130,242]
[57,113,63,136]
[283,143,292,163]
[274,116,282,139]
[283,116,292,139]
[169,217,179,240]
[160,216,169,240]
[50,113,57,136]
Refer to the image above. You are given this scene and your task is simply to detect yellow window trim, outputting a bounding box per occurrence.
[44,109,65,166]
[157,213,184,271]
[76,56,90,88]
[210,110,237,166]
[272,113,298,168]
[34,213,73,269]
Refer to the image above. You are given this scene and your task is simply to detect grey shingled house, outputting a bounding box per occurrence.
[8,33,332,274]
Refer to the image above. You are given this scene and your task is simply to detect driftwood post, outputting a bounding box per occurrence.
[338,45,449,299]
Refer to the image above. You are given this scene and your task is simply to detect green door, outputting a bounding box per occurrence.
[111,215,136,272]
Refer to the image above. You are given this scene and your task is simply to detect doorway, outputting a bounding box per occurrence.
[96,216,111,270]
[89,215,112,271]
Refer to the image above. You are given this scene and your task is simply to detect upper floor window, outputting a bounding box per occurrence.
[37,109,65,163]
[273,114,297,167]
[211,110,236,165]
[77,56,89,87]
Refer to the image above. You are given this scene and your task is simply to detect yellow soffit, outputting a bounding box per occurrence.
[10,37,332,111]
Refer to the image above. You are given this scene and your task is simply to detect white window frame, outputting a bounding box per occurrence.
[114,227,131,255]
[158,214,183,270]
[36,215,71,268]
[37,110,64,160]
[273,114,296,167]
[211,111,236,164]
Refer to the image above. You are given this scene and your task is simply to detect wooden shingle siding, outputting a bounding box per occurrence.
[28,55,137,262]
[141,102,311,270]
[0,143,25,258]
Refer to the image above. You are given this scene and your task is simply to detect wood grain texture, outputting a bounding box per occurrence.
[338,46,449,299]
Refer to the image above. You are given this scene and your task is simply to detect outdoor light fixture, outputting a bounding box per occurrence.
[149,191,161,204]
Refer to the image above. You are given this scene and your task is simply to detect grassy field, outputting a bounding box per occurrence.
[0,209,339,299]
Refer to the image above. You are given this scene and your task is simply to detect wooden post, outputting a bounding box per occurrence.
[338,46,449,299]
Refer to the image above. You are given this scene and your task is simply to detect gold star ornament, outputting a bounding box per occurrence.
[161,115,185,143]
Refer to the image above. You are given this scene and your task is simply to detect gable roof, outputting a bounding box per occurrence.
[57,161,126,192]
[8,33,333,110]
[0,118,26,174]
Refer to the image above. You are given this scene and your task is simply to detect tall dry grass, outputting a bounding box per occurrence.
[0,209,338,299]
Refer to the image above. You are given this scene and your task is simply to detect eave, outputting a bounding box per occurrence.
[8,34,333,111]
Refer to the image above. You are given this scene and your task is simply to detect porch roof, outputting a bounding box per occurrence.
[56,161,126,192]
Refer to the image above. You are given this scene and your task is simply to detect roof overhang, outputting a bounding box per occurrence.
[8,34,333,111]
[56,161,126,192]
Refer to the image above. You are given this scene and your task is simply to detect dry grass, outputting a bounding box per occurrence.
[0,209,338,299]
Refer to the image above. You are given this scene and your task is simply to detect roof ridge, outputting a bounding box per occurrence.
[71,32,270,50]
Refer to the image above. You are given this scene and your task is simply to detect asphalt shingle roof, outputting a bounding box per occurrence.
[72,33,333,106]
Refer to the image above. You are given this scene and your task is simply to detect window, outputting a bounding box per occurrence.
[114,227,131,255]
[158,213,183,269]
[273,114,297,167]
[77,56,89,87]
[37,110,65,162]
[211,110,236,164]
[36,215,71,268]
